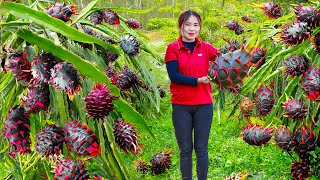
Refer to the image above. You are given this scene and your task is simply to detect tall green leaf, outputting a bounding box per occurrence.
[0,1,119,54]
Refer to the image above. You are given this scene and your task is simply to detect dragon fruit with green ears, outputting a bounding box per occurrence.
[35,124,64,156]
[3,105,31,155]
[300,65,320,101]
[85,83,118,120]
[46,2,76,22]
[113,118,141,155]
[54,158,90,180]
[64,120,101,157]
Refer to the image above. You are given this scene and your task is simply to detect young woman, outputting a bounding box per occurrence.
[164,10,219,180]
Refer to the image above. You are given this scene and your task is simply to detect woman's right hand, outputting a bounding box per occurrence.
[197,76,210,84]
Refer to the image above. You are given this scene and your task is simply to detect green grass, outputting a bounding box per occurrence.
[121,93,319,180]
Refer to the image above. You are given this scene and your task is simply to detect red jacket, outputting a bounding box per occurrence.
[164,36,218,105]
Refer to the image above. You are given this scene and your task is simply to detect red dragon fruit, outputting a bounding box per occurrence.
[294,125,317,154]
[261,2,283,19]
[3,105,31,155]
[274,126,295,151]
[5,52,32,86]
[89,11,104,25]
[54,158,90,180]
[294,5,320,29]
[85,83,118,120]
[120,35,140,56]
[102,9,120,25]
[283,54,308,77]
[21,82,50,114]
[135,158,149,174]
[250,47,266,67]
[291,161,311,180]
[241,123,273,146]
[241,16,252,23]
[283,99,307,121]
[219,39,241,54]
[125,18,141,29]
[50,62,82,95]
[280,21,312,46]
[225,20,239,31]
[208,49,250,92]
[105,66,118,85]
[239,97,253,117]
[113,118,141,155]
[300,65,320,101]
[256,84,274,116]
[32,52,60,84]
[314,32,320,54]
[235,25,245,35]
[64,120,101,157]
[35,124,64,156]
[46,2,76,22]
[116,66,139,90]
[150,150,172,175]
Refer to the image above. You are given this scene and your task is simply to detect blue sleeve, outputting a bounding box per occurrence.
[166,60,198,86]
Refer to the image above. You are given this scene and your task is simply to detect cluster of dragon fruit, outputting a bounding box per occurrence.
[209,2,319,179]
[1,2,168,179]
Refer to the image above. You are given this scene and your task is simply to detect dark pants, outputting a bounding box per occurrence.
[172,104,213,180]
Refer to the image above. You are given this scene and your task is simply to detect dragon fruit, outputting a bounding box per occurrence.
[89,11,103,25]
[314,33,320,54]
[126,18,141,29]
[239,97,253,117]
[241,16,252,23]
[81,25,96,36]
[291,161,311,180]
[294,5,320,29]
[54,158,90,180]
[235,25,245,35]
[262,2,283,19]
[294,125,317,154]
[135,158,149,174]
[116,66,139,90]
[256,84,274,116]
[208,50,250,92]
[32,52,60,84]
[241,123,273,146]
[113,118,141,155]
[250,47,266,67]
[105,66,118,85]
[300,65,320,101]
[120,35,140,56]
[3,105,31,155]
[219,40,241,54]
[85,83,118,120]
[283,54,308,77]
[46,2,76,22]
[5,52,32,86]
[105,51,119,63]
[103,9,120,25]
[21,82,50,114]
[283,99,307,121]
[274,126,295,151]
[64,120,101,157]
[50,62,82,95]
[150,150,172,175]
[225,20,239,31]
[280,21,312,46]
[35,124,64,156]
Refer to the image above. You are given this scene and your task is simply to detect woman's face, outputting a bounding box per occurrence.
[180,15,200,42]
